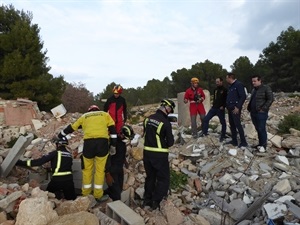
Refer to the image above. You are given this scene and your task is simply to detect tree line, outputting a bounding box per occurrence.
[1,5,299,112]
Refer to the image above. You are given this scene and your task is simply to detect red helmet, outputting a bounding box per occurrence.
[113,85,123,94]
[88,105,100,112]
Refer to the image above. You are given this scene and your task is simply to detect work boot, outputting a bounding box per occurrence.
[96,194,109,203]
[142,199,152,208]
[151,201,160,210]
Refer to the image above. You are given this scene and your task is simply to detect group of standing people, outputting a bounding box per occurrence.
[16,73,273,211]
[184,73,274,150]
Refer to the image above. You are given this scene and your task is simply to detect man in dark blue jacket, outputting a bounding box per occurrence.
[225,73,248,147]
[247,75,273,151]
[142,99,175,210]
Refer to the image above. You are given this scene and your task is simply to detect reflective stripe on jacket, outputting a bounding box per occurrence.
[143,110,174,153]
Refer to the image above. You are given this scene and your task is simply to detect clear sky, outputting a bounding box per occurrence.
[2,0,300,95]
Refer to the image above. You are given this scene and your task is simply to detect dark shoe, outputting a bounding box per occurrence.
[142,199,152,208]
[219,136,226,142]
[251,144,259,149]
[225,140,238,146]
[96,194,109,203]
[198,131,208,137]
[151,201,160,210]
[238,142,248,148]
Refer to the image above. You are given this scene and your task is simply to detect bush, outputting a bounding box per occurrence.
[278,113,300,134]
[170,170,188,191]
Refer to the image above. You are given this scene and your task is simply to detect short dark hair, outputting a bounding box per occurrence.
[227,73,235,79]
[217,77,223,82]
[251,75,261,81]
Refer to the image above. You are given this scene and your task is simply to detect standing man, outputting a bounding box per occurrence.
[225,73,248,148]
[57,105,117,202]
[184,77,206,138]
[247,75,273,151]
[143,99,175,210]
[105,125,135,201]
[16,136,77,200]
[200,77,228,142]
[104,84,127,134]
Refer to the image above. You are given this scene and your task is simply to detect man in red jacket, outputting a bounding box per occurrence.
[104,84,127,133]
[184,77,206,138]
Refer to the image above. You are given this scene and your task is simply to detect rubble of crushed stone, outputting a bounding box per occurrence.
[0,93,299,225]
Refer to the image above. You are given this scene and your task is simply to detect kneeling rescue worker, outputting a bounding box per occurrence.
[142,99,175,210]
[56,105,117,202]
[16,136,77,200]
[105,124,135,201]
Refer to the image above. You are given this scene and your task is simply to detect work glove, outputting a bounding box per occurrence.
[105,172,114,186]
[51,135,59,143]
[16,160,26,166]
[109,145,116,156]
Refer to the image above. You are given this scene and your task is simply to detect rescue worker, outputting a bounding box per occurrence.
[143,99,175,210]
[184,77,206,138]
[104,84,127,134]
[105,125,135,201]
[56,105,117,202]
[16,136,76,200]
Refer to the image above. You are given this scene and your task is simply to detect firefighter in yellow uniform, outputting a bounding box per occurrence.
[57,105,117,202]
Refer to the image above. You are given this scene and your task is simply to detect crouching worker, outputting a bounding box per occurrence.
[16,136,76,200]
[105,125,135,201]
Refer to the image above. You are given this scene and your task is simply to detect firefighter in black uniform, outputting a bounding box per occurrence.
[16,136,76,200]
[105,125,135,201]
[142,99,175,210]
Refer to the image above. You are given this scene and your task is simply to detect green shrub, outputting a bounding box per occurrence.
[170,169,188,191]
[278,113,300,134]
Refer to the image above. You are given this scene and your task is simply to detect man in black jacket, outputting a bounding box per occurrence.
[143,99,175,210]
[16,136,76,200]
[200,77,228,141]
[247,75,274,151]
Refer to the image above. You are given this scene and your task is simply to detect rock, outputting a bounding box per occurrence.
[15,196,58,225]
[48,211,99,225]
[55,196,91,216]
[198,208,233,225]
[290,128,300,137]
[0,191,23,211]
[161,200,184,225]
[273,179,291,195]
[282,136,300,149]
[131,147,143,160]
[188,214,210,225]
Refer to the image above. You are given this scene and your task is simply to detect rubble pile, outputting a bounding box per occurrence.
[0,93,299,225]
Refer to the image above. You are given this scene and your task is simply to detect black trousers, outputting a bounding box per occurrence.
[143,155,170,203]
[106,167,124,201]
[47,178,77,200]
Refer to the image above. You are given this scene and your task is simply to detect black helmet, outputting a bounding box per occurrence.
[56,136,68,146]
[121,125,135,140]
[161,99,175,113]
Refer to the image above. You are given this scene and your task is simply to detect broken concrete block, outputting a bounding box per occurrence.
[48,211,99,225]
[275,155,290,166]
[228,148,237,156]
[31,119,44,130]
[229,199,248,220]
[273,179,291,195]
[263,202,287,220]
[106,200,145,225]
[50,104,67,118]
[267,133,282,148]
[1,133,34,178]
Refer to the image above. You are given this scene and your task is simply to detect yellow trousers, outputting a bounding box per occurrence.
[81,154,108,199]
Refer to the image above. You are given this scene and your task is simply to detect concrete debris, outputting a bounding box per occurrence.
[0,94,299,224]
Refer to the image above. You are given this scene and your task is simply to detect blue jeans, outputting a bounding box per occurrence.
[228,109,247,145]
[250,111,268,148]
[202,107,226,137]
